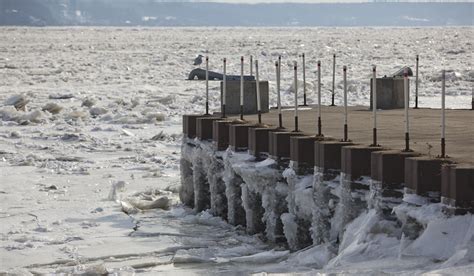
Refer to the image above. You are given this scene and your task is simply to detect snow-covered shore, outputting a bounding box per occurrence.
[0,27,472,274]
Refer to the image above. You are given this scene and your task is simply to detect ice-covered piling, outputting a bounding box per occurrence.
[313,140,355,245]
[241,183,265,234]
[179,138,196,207]
[201,144,228,219]
[223,150,247,226]
[281,164,314,251]
[224,153,289,241]
[233,156,284,238]
[332,172,371,242]
[261,179,289,243]
[370,150,419,217]
[331,145,382,240]
[192,144,211,212]
[311,166,337,245]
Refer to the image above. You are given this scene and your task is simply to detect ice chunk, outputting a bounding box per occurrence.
[49,93,74,100]
[108,180,127,201]
[402,214,474,261]
[81,97,96,107]
[230,249,289,263]
[42,102,63,114]
[89,107,108,116]
[4,94,29,110]
[284,244,335,268]
[328,209,401,267]
[125,196,170,210]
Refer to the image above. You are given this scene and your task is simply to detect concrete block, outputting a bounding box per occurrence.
[441,164,474,209]
[315,140,354,172]
[183,114,213,139]
[290,136,318,171]
[370,77,406,110]
[371,150,419,189]
[269,131,306,159]
[196,117,220,141]
[341,145,383,180]
[248,126,281,157]
[229,123,259,151]
[212,120,243,151]
[221,80,269,115]
[404,156,448,197]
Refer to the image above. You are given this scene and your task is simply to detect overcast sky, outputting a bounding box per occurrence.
[197,0,369,2]
[191,0,472,2]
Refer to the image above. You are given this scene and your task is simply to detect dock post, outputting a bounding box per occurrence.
[256,59,262,124]
[250,55,253,77]
[343,65,348,142]
[240,56,244,120]
[302,53,307,106]
[317,60,323,136]
[441,70,446,158]
[331,54,336,106]
[404,67,411,152]
[293,61,299,132]
[222,58,227,118]
[371,66,378,146]
[415,54,419,109]
[205,56,209,115]
[276,59,283,129]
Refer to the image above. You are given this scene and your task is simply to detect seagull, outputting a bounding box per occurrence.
[193,54,203,66]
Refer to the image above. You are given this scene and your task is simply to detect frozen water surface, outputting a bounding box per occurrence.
[0,27,473,274]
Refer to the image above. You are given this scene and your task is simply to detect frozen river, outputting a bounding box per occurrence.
[0,27,472,274]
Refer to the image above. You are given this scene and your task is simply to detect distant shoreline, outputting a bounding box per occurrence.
[1,1,472,27]
[0,25,472,29]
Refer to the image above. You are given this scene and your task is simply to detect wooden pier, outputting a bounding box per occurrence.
[236,105,473,166]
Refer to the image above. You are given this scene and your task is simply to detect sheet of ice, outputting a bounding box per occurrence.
[402,214,474,261]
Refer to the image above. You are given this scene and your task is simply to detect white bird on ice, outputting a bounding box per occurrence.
[193,54,203,66]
